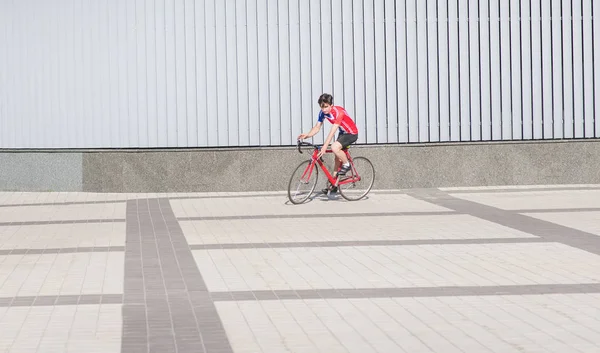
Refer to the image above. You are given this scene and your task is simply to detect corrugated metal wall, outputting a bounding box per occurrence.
[1,0,599,148]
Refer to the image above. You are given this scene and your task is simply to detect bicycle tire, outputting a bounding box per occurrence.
[338,156,375,201]
[287,159,319,204]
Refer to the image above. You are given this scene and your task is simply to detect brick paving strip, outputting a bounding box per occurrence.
[121,198,233,353]
[407,189,600,256]
[188,237,548,250]
[2,281,600,309]
[436,185,600,193]
[0,200,127,208]
[0,246,125,256]
[211,283,600,302]
[0,219,126,226]
[0,294,123,307]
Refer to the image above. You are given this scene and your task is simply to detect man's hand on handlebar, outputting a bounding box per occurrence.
[297,133,308,140]
[296,139,317,154]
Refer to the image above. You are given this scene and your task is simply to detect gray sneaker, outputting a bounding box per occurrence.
[338,164,351,175]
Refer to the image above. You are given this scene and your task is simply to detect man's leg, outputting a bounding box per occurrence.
[323,135,355,194]
[322,155,341,194]
[333,134,357,175]
[322,145,344,194]
[332,155,342,176]
[331,141,348,164]
[331,141,350,175]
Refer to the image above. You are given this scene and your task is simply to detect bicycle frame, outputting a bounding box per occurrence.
[297,141,361,187]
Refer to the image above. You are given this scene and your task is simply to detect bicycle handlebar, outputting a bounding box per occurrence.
[296,140,318,154]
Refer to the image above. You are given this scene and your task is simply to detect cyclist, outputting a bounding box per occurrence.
[297,93,359,193]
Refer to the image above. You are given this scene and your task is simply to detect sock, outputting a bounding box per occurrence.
[343,162,349,167]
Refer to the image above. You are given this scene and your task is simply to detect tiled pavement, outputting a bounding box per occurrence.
[0,186,600,352]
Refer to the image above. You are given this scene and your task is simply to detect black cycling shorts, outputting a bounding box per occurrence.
[336,133,358,148]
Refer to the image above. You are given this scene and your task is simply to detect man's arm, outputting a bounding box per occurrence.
[298,121,322,139]
[323,123,339,148]
[317,123,339,157]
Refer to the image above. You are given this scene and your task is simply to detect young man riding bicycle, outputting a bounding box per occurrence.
[297,93,359,194]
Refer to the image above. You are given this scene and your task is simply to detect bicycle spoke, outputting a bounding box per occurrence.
[287,160,319,204]
[338,157,375,201]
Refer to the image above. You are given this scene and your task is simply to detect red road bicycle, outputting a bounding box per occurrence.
[287,140,375,204]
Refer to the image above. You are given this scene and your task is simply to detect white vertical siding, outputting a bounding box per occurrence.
[541,0,554,139]
[531,0,543,139]
[0,0,599,148]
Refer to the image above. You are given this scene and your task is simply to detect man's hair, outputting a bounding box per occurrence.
[318,93,334,107]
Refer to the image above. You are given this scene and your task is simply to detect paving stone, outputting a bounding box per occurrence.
[1,187,600,353]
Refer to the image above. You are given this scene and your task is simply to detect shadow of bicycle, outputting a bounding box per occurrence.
[283,191,370,205]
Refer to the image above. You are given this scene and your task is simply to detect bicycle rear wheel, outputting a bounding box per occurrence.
[287,159,319,204]
[338,156,375,201]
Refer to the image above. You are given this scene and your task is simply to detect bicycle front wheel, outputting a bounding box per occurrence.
[287,159,319,204]
[338,156,375,201]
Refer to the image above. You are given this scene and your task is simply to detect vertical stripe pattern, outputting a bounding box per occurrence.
[0,0,598,148]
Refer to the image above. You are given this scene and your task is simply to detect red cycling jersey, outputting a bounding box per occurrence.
[317,106,359,135]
